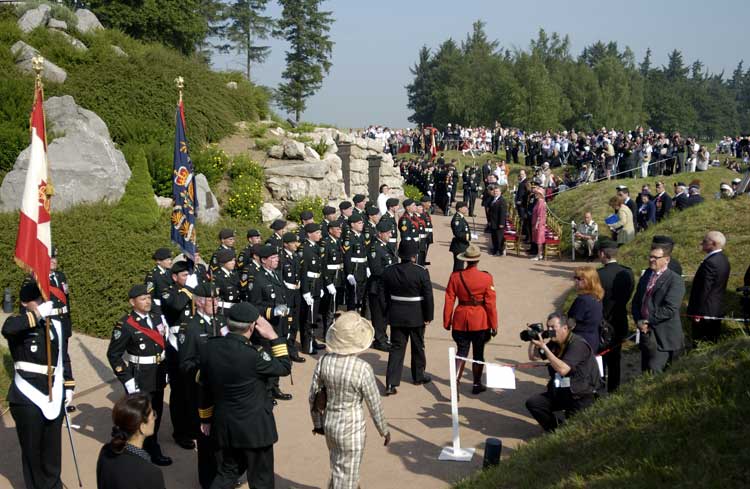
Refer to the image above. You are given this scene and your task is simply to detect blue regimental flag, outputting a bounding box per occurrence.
[171,101,198,260]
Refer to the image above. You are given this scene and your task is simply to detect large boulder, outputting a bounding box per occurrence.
[265,160,328,179]
[18,4,50,33]
[303,145,320,161]
[47,18,68,30]
[282,139,306,160]
[0,96,131,211]
[110,45,128,57]
[261,203,283,223]
[75,9,103,34]
[267,145,284,159]
[194,173,220,224]
[11,41,67,84]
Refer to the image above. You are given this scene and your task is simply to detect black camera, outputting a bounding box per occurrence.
[520,323,554,342]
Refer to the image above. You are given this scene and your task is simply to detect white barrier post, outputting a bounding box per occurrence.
[570,220,576,261]
[438,347,475,462]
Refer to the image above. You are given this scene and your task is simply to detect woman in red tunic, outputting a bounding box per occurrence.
[531,186,547,261]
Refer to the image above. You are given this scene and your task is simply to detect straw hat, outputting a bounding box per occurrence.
[457,244,481,262]
[325,311,374,355]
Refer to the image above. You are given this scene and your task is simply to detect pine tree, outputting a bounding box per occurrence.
[275,0,334,123]
[665,49,689,80]
[222,0,275,81]
[639,48,652,77]
[406,46,436,125]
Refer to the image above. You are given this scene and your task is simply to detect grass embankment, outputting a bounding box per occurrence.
[453,337,750,489]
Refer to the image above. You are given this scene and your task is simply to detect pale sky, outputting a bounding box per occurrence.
[212,0,750,129]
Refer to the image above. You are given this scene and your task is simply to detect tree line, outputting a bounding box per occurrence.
[407,21,750,139]
[80,0,333,122]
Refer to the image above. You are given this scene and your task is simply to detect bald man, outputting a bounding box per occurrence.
[687,231,731,343]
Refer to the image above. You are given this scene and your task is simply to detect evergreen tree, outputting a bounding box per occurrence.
[274,0,334,122]
[222,0,275,81]
[639,48,653,77]
[665,49,689,80]
[406,46,436,125]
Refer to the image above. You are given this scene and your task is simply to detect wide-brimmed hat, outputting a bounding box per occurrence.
[325,311,374,355]
[457,244,481,262]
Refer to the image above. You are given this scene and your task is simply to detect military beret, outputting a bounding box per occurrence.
[386,198,399,208]
[398,240,419,259]
[339,201,352,210]
[20,281,42,302]
[270,219,287,231]
[216,248,236,264]
[652,235,675,245]
[420,195,431,203]
[193,282,217,298]
[348,214,363,224]
[251,244,262,256]
[227,302,259,324]
[300,210,314,220]
[282,232,300,243]
[366,206,379,216]
[353,194,366,204]
[152,247,171,261]
[376,221,392,233]
[128,284,149,299]
[304,223,321,233]
[323,206,337,216]
[403,199,415,207]
[246,228,261,238]
[170,261,189,274]
[597,238,618,250]
[219,228,235,240]
[327,219,341,229]
[258,245,278,259]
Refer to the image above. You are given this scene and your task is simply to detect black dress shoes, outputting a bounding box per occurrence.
[151,454,173,466]
[313,341,326,350]
[472,383,487,394]
[384,385,398,396]
[174,437,195,450]
[414,376,432,385]
[290,354,306,363]
[371,341,391,352]
[273,389,293,401]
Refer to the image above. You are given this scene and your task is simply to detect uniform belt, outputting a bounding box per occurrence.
[218,301,235,309]
[458,300,484,306]
[14,361,56,375]
[419,234,427,239]
[388,238,397,243]
[152,298,161,306]
[350,257,367,263]
[326,264,343,270]
[50,306,69,315]
[307,271,321,278]
[284,282,299,290]
[124,352,162,365]
[404,236,420,241]
[425,228,433,232]
[390,295,424,302]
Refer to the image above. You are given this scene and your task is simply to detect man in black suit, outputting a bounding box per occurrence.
[596,240,634,392]
[632,243,686,374]
[687,231,731,343]
[673,183,689,211]
[515,170,530,239]
[199,303,291,489]
[487,184,508,256]
[653,181,672,222]
[652,235,683,276]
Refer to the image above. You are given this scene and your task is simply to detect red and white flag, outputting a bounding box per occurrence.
[14,84,52,300]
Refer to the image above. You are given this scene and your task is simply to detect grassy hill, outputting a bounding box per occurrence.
[453,337,750,489]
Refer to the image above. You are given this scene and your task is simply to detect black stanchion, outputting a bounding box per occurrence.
[483,438,502,468]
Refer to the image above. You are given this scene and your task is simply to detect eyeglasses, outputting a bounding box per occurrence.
[648,255,665,261]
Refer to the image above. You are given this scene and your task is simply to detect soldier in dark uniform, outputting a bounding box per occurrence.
[423,166,435,206]
[380,198,400,253]
[161,260,195,449]
[145,247,173,324]
[214,248,241,318]
[297,210,315,242]
[419,195,434,265]
[414,200,429,266]
[321,219,345,333]
[398,199,420,251]
[210,228,236,273]
[251,245,294,401]
[320,206,338,239]
[450,201,472,272]
[48,246,75,412]
[462,165,480,217]
[352,194,367,218]
[198,303,291,489]
[266,219,286,252]
[382,241,435,395]
[106,284,172,466]
[339,201,354,241]
[3,281,75,489]
[238,229,262,297]
[363,205,380,250]
[368,221,398,351]
[344,214,369,313]
[280,232,305,363]
[177,282,224,489]
[300,223,326,355]
[192,245,212,287]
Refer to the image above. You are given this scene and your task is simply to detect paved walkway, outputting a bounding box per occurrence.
[0,209,579,489]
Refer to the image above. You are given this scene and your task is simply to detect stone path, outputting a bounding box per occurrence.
[0,209,579,489]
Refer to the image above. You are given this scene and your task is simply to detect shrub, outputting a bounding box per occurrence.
[224,156,264,221]
[403,184,423,202]
[254,137,280,152]
[311,139,330,156]
[192,144,229,187]
[111,147,160,230]
[246,122,267,138]
[287,196,325,223]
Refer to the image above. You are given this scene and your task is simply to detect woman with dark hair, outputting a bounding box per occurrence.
[567,266,604,351]
[96,393,165,489]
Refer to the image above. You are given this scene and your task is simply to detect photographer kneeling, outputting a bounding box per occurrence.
[524,313,603,432]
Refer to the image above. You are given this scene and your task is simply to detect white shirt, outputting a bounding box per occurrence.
[377,193,388,215]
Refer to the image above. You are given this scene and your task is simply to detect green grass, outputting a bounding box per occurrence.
[453,337,750,489]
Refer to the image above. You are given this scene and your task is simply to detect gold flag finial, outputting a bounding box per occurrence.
[32,55,44,83]
[175,76,184,103]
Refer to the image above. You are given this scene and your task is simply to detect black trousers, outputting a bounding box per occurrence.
[369,291,389,345]
[692,319,721,343]
[639,330,679,374]
[143,388,165,458]
[346,278,367,313]
[525,388,594,432]
[167,348,190,442]
[452,329,488,362]
[386,326,427,386]
[285,292,301,355]
[490,227,505,254]
[452,252,465,272]
[466,191,477,216]
[10,403,63,489]
[211,445,274,489]
[300,296,321,353]
[604,345,622,392]
[197,431,219,489]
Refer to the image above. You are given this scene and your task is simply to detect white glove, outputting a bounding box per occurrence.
[124,378,139,394]
[320,289,325,298]
[366,267,371,278]
[200,423,211,437]
[273,305,290,317]
[65,389,74,406]
[37,301,54,318]
[347,274,356,286]
[326,284,336,295]
[303,293,314,306]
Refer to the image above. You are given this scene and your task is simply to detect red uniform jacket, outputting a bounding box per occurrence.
[443,266,498,332]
